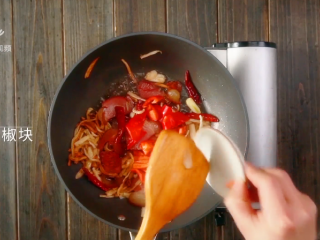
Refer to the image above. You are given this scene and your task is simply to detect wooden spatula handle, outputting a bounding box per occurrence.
[135,210,164,240]
[129,232,157,240]
[135,131,209,240]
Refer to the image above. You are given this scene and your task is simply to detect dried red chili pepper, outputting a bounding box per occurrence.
[187,113,220,122]
[98,128,118,150]
[114,106,126,156]
[115,107,126,141]
[100,151,122,174]
[82,167,110,191]
[79,121,97,133]
[185,70,202,104]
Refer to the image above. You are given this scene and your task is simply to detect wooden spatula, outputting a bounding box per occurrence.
[135,130,210,240]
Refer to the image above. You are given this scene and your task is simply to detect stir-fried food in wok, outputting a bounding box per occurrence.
[68,53,219,208]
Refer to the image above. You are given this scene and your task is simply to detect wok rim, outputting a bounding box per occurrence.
[47,31,249,232]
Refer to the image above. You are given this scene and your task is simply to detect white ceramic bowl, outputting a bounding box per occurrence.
[194,127,245,197]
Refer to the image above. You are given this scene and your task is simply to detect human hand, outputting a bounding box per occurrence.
[224,163,317,240]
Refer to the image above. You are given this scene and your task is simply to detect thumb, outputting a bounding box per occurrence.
[224,180,256,231]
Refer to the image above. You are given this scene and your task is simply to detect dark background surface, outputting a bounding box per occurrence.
[0,0,319,239]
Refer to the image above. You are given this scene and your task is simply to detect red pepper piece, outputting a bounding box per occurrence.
[185,70,202,104]
[147,104,160,121]
[98,128,119,150]
[187,113,219,122]
[82,167,110,191]
[132,150,145,156]
[152,105,164,119]
[140,139,156,156]
[151,104,173,120]
[162,112,190,130]
[142,96,165,108]
[162,105,174,116]
[100,151,122,174]
[126,111,148,149]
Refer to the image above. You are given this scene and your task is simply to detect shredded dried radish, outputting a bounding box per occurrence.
[128,91,146,101]
[100,195,114,199]
[186,119,201,124]
[154,83,169,88]
[189,124,196,140]
[84,57,99,79]
[75,135,90,146]
[132,107,145,114]
[140,50,162,59]
[121,59,137,83]
[199,115,204,129]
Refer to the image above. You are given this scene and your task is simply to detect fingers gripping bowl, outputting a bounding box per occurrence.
[47,32,248,232]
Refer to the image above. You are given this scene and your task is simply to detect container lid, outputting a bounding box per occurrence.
[212,41,277,48]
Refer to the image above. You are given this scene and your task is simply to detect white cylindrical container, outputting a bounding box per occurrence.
[207,42,277,168]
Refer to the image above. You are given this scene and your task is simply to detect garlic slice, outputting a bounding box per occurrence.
[186,98,201,113]
[145,70,166,83]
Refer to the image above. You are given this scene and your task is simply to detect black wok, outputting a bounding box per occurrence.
[47,32,248,237]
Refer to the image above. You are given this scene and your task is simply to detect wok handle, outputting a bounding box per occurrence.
[129,232,157,240]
